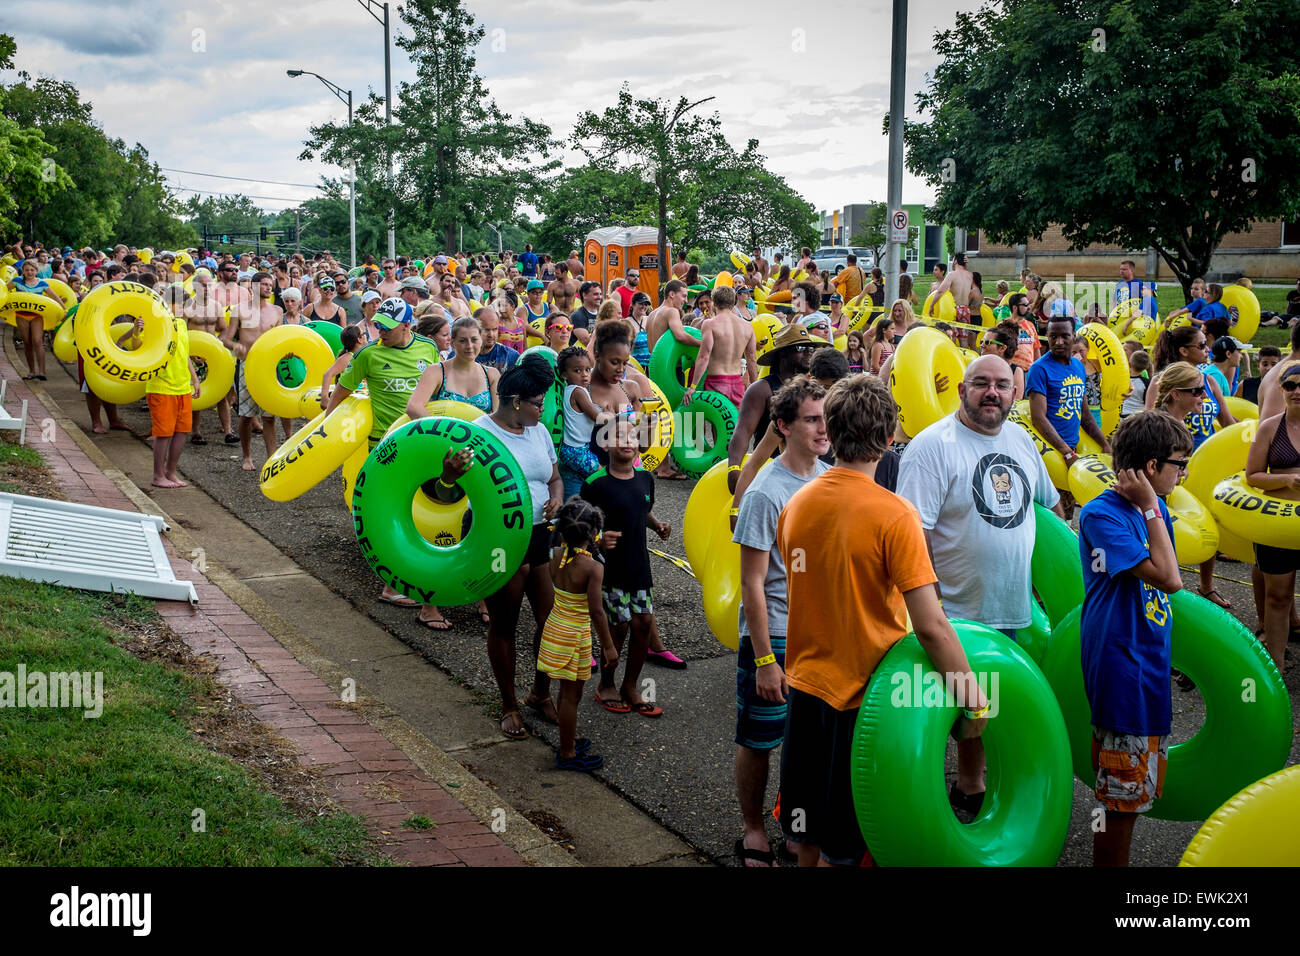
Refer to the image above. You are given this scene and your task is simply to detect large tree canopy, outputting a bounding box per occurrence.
[300,0,557,253]
[905,0,1300,294]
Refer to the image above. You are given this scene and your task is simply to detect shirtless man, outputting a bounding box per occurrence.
[671,250,690,280]
[432,273,471,318]
[183,267,236,444]
[377,259,401,299]
[221,272,285,470]
[752,246,769,283]
[928,252,975,328]
[646,279,692,353]
[566,249,584,279]
[547,261,578,318]
[682,286,756,407]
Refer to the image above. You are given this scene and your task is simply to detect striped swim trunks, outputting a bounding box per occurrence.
[735,633,788,750]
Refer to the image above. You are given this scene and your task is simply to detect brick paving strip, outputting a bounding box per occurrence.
[0,346,564,868]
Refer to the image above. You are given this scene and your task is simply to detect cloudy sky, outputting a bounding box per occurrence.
[1,0,975,226]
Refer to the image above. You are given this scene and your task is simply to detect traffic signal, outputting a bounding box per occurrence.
[260,227,269,241]
[287,226,296,242]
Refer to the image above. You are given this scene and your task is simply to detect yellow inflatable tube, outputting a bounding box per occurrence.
[1078,321,1129,436]
[52,313,78,363]
[1180,766,1300,866]
[921,289,957,322]
[1219,285,1260,343]
[74,281,175,383]
[81,322,148,404]
[260,393,373,501]
[638,378,674,472]
[45,278,78,311]
[1183,420,1257,563]
[243,324,336,419]
[187,331,236,411]
[683,457,736,575]
[1,290,66,330]
[1209,473,1300,550]
[889,327,964,439]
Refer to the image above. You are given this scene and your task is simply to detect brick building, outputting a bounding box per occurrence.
[970,219,1300,282]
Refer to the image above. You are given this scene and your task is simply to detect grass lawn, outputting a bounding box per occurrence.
[0,574,391,866]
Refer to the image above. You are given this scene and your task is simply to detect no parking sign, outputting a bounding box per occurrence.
[889,209,909,243]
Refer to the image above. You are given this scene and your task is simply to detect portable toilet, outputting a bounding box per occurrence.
[583,226,670,306]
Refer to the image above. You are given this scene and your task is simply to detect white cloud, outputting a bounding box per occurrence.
[1,0,978,225]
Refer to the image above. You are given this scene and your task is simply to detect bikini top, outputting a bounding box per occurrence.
[1268,417,1300,470]
[436,362,492,412]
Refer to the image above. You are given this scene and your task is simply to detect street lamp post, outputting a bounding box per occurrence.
[885,0,907,306]
[357,0,395,260]
[287,70,356,269]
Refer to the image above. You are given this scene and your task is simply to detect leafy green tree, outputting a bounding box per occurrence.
[300,0,557,254]
[0,35,68,239]
[533,164,656,258]
[573,87,728,289]
[115,145,196,250]
[183,195,265,252]
[905,0,1300,297]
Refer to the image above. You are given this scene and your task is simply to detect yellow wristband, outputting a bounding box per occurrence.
[729,507,739,516]
[963,704,990,720]
[753,654,776,668]
[437,478,456,490]
[728,465,741,473]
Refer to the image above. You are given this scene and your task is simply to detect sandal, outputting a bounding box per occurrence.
[734,838,776,868]
[594,694,631,714]
[223,432,240,444]
[525,694,559,724]
[378,594,420,608]
[626,699,663,718]
[555,751,604,772]
[418,613,452,631]
[190,433,208,445]
[499,712,527,740]
[1199,588,1232,610]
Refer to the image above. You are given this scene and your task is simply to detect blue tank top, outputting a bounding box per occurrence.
[632,328,650,366]
[436,363,492,412]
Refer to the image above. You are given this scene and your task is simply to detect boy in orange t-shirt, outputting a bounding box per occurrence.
[776,375,987,866]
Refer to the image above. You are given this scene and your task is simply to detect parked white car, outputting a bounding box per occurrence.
[811,247,872,274]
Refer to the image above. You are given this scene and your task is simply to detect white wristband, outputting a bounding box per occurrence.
[1143,507,1159,521]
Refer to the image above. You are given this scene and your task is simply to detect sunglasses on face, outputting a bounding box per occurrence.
[518,397,546,411]
[1175,386,1207,397]
[1281,380,1300,392]
[1161,457,1191,472]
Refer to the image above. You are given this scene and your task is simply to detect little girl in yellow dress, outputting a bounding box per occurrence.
[538,499,619,772]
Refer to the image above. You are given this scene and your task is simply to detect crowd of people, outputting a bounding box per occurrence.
[7,234,1299,868]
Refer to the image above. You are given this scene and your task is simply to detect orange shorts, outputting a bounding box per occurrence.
[147,393,193,438]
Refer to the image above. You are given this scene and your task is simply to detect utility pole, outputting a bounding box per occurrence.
[358,0,396,260]
[287,70,355,268]
[296,209,301,256]
[885,0,907,306]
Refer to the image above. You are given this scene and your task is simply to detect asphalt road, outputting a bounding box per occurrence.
[94,376,1299,867]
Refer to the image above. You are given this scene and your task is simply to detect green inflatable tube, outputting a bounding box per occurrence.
[276,355,306,388]
[851,621,1073,866]
[1016,596,1052,666]
[1030,503,1083,628]
[670,389,738,478]
[352,417,532,606]
[304,320,344,357]
[648,325,701,407]
[1039,593,1292,821]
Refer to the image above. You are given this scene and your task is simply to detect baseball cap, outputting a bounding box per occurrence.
[527,279,545,291]
[1048,297,1076,319]
[736,285,751,296]
[194,267,213,279]
[373,297,413,330]
[399,275,428,292]
[829,293,843,303]
[318,278,336,290]
[433,255,448,265]
[361,290,382,305]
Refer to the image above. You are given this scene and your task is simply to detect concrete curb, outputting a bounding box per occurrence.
[13,342,575,867]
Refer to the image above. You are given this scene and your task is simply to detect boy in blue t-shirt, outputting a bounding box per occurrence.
[1078,410,1191,867]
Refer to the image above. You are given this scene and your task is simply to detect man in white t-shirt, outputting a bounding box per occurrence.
[896,354,1062,818]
